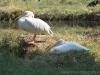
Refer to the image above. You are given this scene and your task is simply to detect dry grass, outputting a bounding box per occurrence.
[20,34,56,52]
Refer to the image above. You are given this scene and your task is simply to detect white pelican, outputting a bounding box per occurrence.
[50,39,89,53]
[17,11,53,44]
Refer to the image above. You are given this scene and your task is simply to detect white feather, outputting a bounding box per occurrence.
[18,11,53,35]
[48,39,67,50]
[50,40,89,53]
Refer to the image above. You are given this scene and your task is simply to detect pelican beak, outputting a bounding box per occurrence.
[10,12,28,23]
[10,16,20,23]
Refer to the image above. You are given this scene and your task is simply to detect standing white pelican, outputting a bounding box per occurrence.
[17,11,53,44]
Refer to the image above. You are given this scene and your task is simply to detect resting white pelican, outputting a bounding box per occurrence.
[50,39,89,53]
[17,11,53,44]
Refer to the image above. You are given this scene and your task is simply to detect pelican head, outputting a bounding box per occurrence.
[19,11,34,18]
[11,11,34,23]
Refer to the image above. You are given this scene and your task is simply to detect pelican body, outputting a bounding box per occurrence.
[18,11,53,44]
[50,39,89,53]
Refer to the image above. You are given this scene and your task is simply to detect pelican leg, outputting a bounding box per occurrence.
[27,34,36,44]
[33,34,36,42]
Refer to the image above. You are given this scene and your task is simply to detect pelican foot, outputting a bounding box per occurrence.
[27,41,35,45]
[35,40,46,43]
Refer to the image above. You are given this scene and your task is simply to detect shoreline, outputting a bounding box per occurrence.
[0,10,100,22]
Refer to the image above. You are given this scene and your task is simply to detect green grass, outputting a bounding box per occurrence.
[0,21,100,75]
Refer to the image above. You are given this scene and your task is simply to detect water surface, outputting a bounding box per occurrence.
[0,21,100,28]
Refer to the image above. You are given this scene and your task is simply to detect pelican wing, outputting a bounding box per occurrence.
[25,18,52,34]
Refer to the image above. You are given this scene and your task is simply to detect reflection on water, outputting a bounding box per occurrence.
[0,21,100,29]
[0,22,18,29]
[48,21,100,28]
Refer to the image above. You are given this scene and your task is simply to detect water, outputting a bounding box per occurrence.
[0,21,100,37]
[0,21,99,40]
[0,21,100,29]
